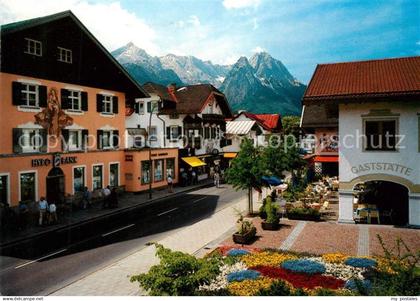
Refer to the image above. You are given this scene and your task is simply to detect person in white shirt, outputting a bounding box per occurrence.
[38,197,48,226]
[102,186,111,209]
[167,175,173,193]
[48,202,57,224]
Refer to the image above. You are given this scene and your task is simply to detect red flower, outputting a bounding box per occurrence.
[252,266,345,290]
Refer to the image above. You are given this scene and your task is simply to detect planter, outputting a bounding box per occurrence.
[232,228,256,244]
[287,213,320,221]
[261,220,280,230]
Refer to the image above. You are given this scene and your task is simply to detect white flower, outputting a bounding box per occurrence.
[199,262,248,291]
[305,257,365,280]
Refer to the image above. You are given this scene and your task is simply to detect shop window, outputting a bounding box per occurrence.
[364,119,397,151]
[110,163,119,187]
[24,38,42,56]
[57,47,72,63]
[154,159,164,182]
[0,174,9,205]
[13,128,47,153]
[166,158,175,179]
[141,161,151,184]
[92,165,103,190]
[73,166,85,193]
[20,172,36,203]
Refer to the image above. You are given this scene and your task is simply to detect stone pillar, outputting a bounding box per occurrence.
[408,193,420,227]
[338,189,355,223]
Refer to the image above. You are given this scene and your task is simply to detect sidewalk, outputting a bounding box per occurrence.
[0,180,213,247]
[51,192,255,296]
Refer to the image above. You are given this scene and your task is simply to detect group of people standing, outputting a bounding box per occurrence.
[37,197,58,226]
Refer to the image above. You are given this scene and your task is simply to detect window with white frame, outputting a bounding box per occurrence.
[68,130,82,151]
[21,83,39,107]
[24,38,42,56]
[58,47,72,63]
[68,90,81,111]
[137,101,145,114]
[20,172,36,203]
[148,126,157,141]
[102,130,113,148]
[92,165,103,190]
[364,118,398,151]
[103,95,113,114]
[21,129,42,153]
[170,126,180,141]
[110,163,119,187]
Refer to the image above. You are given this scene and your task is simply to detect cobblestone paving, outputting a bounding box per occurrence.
[357,224,370,256]
[280,221,307,251]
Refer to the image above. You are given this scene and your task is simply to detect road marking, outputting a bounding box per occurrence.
[193,196,209,203]
[14,248,67,269]
[157,207,178,216]
[101,223,135,237]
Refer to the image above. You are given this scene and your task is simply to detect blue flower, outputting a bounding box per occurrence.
[226,270,260,282]
[345,279,372,292]
[344,257,377,268]
[281,259,326,274]
[227,249,250,257]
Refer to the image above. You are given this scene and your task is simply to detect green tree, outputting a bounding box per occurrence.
[281,115,301,138]
[225,138,265,215]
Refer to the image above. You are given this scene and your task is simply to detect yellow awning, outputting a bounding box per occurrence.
[181,156,207,167]
[224,152,237,158]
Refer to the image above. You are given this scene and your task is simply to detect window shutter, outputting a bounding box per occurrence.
[40,129,48,153]
[12,82,23,106]
[82,129,89,150]
[61,129,69,151]
[166,127,171,140]
[135,103,139,114]
[96,94,103,112]
[81,91,88,111]
[112,96,118,114]
[61,89,69,110]
[147,102,151,113]
[39,85,48,107]
[12,128,23,153]
[204,127,210,139]
[97,130,103,149]
[177,126,182,139]
[113,130,119,148]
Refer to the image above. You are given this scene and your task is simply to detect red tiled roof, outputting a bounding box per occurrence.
[242,112,282,131]
[303,56,420,103]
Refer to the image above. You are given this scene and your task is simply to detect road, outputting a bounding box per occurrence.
[0,185,245,296]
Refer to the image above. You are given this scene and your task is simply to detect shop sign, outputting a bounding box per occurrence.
[351,162,413,176]
[31,154,77,167]
[125,155,133,161]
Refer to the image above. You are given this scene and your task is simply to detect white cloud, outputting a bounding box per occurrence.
[252,46,265,53]
[222,0,261,10]
[0,0,160,55]
[188,15,201,27]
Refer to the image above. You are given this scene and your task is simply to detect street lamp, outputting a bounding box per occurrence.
[148,101,159,199]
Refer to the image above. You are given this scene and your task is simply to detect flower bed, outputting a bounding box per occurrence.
[227,270,260,282]
[281,259,326,274]
[344,257,377,268]
[241,251,298,267]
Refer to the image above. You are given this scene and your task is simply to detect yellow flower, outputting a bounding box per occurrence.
[241,251,298,267]
[322,253,349,264]
[227,277,273,296]
[375,256,409,274]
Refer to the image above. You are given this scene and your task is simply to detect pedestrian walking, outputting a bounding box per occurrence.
[191,170,197,185]
[48,202,58,224]
[214,171,220,188]
[102,186,111,209]
[82,186,92,209]
[167,175,173,193]
[38,197,48,226]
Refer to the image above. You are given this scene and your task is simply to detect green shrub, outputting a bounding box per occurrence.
[256,280,291,296]
[287,207,320,218]
[236,213,256,235]
[130,243,221,296]
[259,196,279,223]
[368,235,420,296]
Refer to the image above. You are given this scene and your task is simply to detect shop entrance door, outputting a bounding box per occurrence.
[46,167,65,203]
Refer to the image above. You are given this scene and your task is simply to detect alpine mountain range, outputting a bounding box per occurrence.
[112,42,306,116]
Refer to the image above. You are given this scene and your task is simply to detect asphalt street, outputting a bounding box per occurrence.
[0,185,245,296]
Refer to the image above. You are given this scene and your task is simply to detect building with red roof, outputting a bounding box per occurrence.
[301,56,420,226]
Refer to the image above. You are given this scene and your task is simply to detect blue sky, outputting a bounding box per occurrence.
[1,0,419,83]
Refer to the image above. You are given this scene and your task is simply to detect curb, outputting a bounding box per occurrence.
[0,182,214,249]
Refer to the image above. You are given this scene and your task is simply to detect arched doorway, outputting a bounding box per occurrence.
[354,180,409,225]
[46,167,65,203]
